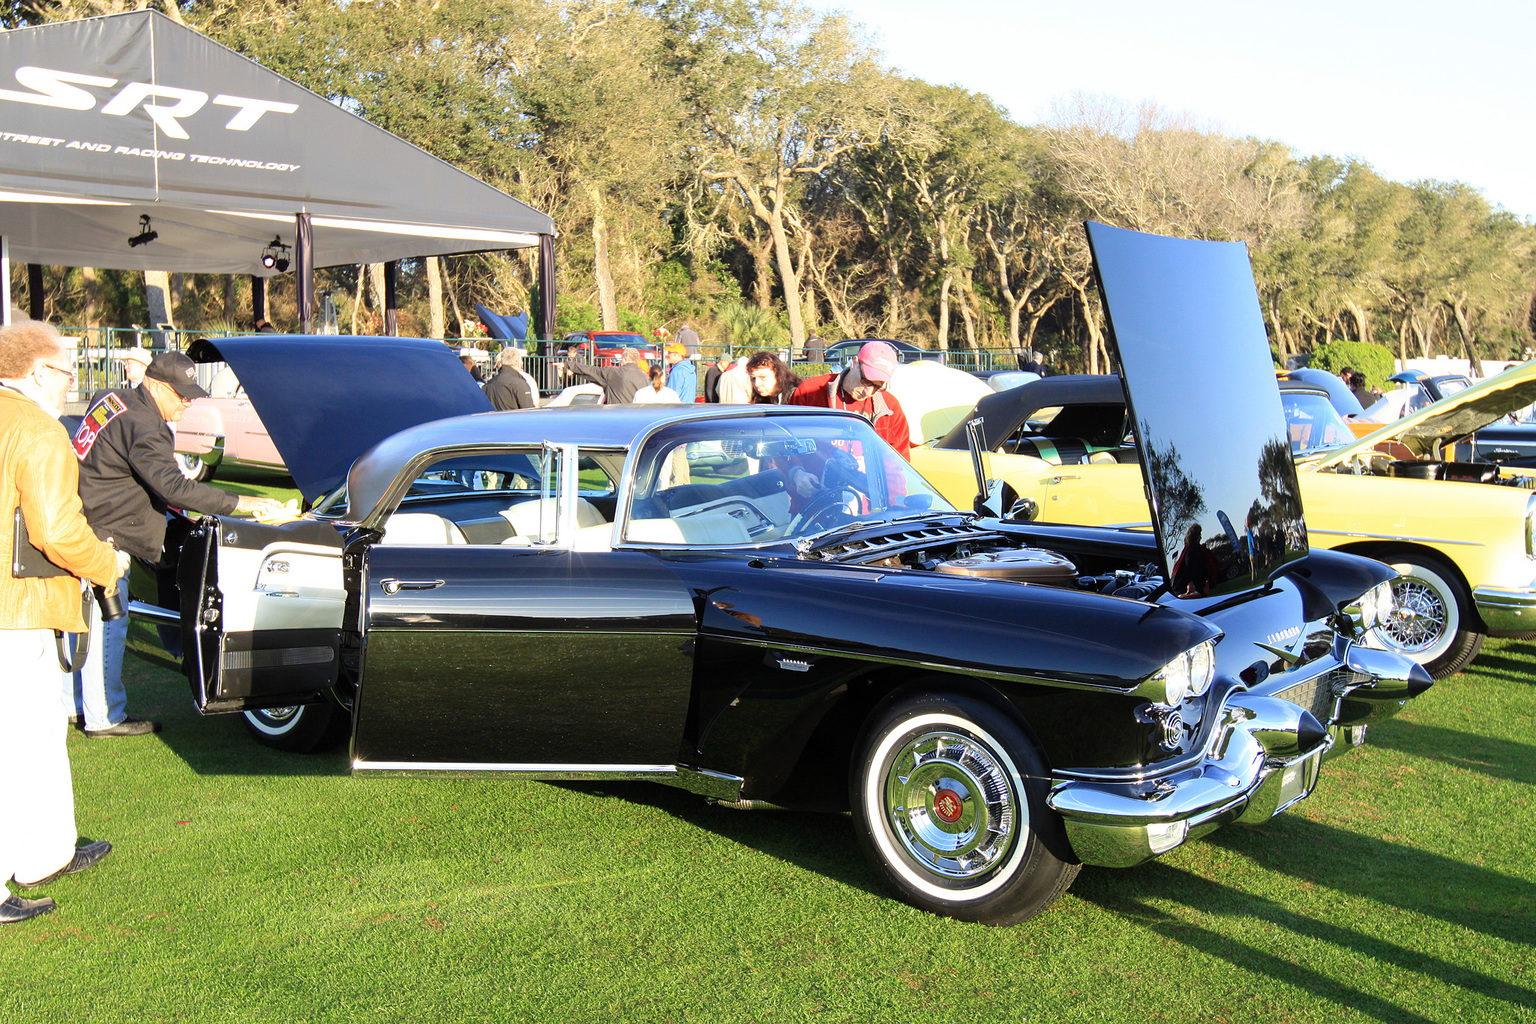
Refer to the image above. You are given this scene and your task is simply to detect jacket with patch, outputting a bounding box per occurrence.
[73,385,239,563]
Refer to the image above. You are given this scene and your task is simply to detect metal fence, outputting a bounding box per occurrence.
[57,324,1030,404]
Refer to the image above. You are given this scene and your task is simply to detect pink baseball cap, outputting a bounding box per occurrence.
[856,341,899,383]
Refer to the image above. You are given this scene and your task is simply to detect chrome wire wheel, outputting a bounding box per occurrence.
[883,729,1017,881]
[1367,555,1484,678]
[1379,573,1451,655]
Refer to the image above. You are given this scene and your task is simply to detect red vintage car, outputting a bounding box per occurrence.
[562,330,659,365]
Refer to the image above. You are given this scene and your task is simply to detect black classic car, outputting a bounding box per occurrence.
[139,223,1428,926]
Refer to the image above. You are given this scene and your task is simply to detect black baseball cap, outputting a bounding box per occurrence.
[144,351,208,400]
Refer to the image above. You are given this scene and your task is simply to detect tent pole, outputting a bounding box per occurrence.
[27,265,44,321]
[251,276,266,326]
[296,212,314,333]
[0,237,10,325]
[538,234,556,341]
[384,260,398,337]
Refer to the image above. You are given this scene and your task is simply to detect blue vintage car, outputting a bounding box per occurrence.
[137,224,1427,925]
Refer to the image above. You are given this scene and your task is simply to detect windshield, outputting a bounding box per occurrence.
[625,414,953,546]
[1281,391,1357,454]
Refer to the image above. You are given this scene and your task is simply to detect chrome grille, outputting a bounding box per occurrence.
[812,523,1002,562]
[1274,666,1358,725]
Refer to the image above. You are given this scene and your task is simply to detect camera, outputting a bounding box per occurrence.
[93,581,126,621]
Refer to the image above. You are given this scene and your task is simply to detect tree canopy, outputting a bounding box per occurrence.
[7,0,1534,368]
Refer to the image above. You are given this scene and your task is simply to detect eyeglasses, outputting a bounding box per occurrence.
[40,362,76,383]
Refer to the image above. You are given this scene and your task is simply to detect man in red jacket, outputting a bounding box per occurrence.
[789,341,910,455]
[787,341,911,504]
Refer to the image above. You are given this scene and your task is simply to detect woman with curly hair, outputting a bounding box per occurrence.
[746,351,800,405]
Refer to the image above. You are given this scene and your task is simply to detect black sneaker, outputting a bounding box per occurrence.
[0,895,57,924]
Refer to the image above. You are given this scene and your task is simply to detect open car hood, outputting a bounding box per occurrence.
[1086,222,1307,598]
[188,335,492,503]
[1307,359,1536,469]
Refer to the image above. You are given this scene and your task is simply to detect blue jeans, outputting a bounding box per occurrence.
[62,568,130,730]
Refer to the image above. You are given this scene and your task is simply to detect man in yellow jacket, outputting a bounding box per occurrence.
[0,320,121,924]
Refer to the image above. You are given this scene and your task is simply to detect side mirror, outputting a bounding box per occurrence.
[974,479,1036,521]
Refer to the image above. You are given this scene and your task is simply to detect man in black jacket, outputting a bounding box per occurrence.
[484,347,536,410]
[70,352,280,737]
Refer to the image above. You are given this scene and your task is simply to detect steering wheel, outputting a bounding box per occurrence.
[788,486,864,536]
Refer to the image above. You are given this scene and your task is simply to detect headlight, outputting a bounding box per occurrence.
[1356,581,1395,631]
[1143,639,1217,706]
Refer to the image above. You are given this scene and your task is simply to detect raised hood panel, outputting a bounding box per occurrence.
[190,335,492,502]
[1086,222,1307,599]
[1314,359,1536,467]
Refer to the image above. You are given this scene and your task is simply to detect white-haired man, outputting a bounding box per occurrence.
[485,347,537,410]
[0,320,122,923]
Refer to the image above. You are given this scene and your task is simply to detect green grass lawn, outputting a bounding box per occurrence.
[6,600,1532,1021]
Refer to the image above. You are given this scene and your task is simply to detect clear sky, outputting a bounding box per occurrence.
[811,0,1535,221]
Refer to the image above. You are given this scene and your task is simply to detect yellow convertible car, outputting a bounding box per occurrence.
[908,367,1536,679]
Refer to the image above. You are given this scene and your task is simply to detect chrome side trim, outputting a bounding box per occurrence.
[354,760,675,775]
[1309,529,1479,547]
[1473,584,1536,632]
[350,760,746,801]
[673,766,746,801]
[127,600,179,626]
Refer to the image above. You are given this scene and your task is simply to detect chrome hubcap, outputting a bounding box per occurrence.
[884,730,1017,879]
[251,706,299,727]
[1379,576,1449,654]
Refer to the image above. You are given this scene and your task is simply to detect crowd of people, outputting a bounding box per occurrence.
[463,327,914,463]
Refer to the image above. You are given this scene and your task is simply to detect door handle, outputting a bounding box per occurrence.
[379,578,445,595]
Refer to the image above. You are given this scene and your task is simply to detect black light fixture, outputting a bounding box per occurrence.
[260,236,291,272]
[127,214,158,248]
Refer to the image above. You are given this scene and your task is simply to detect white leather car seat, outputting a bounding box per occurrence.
[379,513,467,545]
[500,497,606,537]
[625,513,751,545]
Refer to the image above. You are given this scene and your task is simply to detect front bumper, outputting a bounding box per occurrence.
[1048,642,1430,868]
[1472,583,1536,634]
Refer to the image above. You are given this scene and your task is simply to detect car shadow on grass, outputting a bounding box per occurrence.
[546,780,887,900]
[1201,814,1534,948]
[1450,648,1536,686]
[1073,860,1535,1022]
[122,626,349,778]
[1362,719,1536,785]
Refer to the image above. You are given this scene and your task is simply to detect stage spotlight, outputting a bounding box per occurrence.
[127,214,158,247]
[260,236,291,272]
